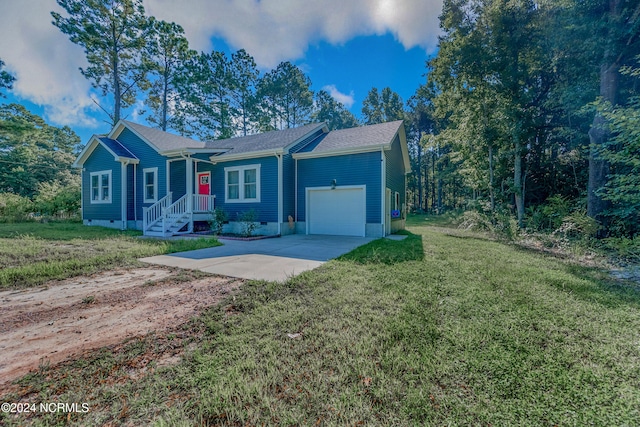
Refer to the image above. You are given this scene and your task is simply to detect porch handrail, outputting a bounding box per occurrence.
[192,194,216,212]
[143,192,172,231]
[163,194,189,231]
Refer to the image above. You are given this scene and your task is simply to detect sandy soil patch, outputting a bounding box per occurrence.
[0,267,241,387]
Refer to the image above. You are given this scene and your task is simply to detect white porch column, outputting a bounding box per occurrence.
[186,156,193,212]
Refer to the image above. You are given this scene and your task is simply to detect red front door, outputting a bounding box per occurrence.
[196,172,211,212]
[197,172,210,195]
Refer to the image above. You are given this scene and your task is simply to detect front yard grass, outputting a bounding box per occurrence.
[0,222,221,289]
[2,217,639,426]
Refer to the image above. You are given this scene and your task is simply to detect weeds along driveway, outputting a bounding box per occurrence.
[140,234,374,281]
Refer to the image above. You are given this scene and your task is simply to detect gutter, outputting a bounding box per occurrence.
[209,149,283,164]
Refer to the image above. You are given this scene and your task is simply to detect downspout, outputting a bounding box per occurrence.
[294,158,298,224]
[276,153,283,235]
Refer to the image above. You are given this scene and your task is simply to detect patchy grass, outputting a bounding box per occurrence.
[0,222,220,289]
[2,217,640,426]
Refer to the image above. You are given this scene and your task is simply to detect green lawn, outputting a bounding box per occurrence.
[2,217,639,426]
[0,222,220,289]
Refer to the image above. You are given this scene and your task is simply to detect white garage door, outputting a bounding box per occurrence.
[308,187,366,237]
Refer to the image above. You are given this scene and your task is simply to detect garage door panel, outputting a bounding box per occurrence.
[308,188,365,237]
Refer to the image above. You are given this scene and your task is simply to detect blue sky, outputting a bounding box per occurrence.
[0,0,443,144]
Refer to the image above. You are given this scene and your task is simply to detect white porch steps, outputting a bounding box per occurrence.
[143,193,215,237]
[144,212,193,237]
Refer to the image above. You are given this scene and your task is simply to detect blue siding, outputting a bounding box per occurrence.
[283,129,325,222]
[197,156,279,222]
[385,135,406,213]
[170,159,187,199]
[82,144,121,220]
[297,151,382,223]
[126,164,135,220]
[116,128,167,218]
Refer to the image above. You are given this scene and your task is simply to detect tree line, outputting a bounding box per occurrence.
[403,0,640,238]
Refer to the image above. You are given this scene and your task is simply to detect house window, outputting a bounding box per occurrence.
[395,192,400,211]
[143,167,158,203]
[224,164,260,203]
[90,170,112,204]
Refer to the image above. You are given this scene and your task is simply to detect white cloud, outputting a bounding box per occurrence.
[0,0,443,130]
[0,0,97,127]
[144,0,443,68]
[322,85,355,108]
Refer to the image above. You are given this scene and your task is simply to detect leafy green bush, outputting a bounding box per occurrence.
[208,207,227,235]
[33,181,80,217]
[603,237,640,261]
[553,210,599,243]
[458,210,494,233]
[526,195,570,231]
[237,209,260,237]
[596,91,640,237]
[0,193,34,222]
[459,201,519,240]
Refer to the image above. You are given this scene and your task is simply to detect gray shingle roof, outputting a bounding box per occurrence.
[118,120,402,158]
[99,137,138,159]
[299,120,404,154]
[122,120,207,151]
[206,123,326,157]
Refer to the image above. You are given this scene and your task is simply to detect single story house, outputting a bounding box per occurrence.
[73,120,411,238]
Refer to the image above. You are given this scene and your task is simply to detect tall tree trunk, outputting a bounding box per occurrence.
[514,136,525,227]
[587,62,618,222]
[417,142,423,212]
[112,26,121,125]
[162,65,168,131]
[588,0,623,226]
[431,150,436,212]
[489,144,495,212]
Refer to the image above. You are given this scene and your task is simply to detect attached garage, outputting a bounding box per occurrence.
[307,186,366,237]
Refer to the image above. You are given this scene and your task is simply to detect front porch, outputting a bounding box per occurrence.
[143,193,216,237]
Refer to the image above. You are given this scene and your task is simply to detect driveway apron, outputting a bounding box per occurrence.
[140,234,373,282]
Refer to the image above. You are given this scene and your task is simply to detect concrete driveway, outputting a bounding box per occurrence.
[140,234,374,282]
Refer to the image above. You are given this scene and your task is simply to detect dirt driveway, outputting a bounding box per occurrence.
[0,267,241,387]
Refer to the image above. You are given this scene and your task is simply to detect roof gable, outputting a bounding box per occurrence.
[303,120,404,153]
[292,121,411,172]
[73,135,139,167]
[109,120,207,153]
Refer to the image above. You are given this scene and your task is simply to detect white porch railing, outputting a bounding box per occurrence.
[163,194,189,232]
[143,192,172,232]
[192,194,216,212]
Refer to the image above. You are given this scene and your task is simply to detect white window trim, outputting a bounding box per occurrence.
[89,170,112,204]
[224,164,261,203]
[394,191,400,211]
[143,167,158,203]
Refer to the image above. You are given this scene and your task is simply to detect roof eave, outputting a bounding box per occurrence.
[116,156,139,164]
[160,148,229,157]
[292,144,386,160]
[209,148,284,163]
[396,123,412,173]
